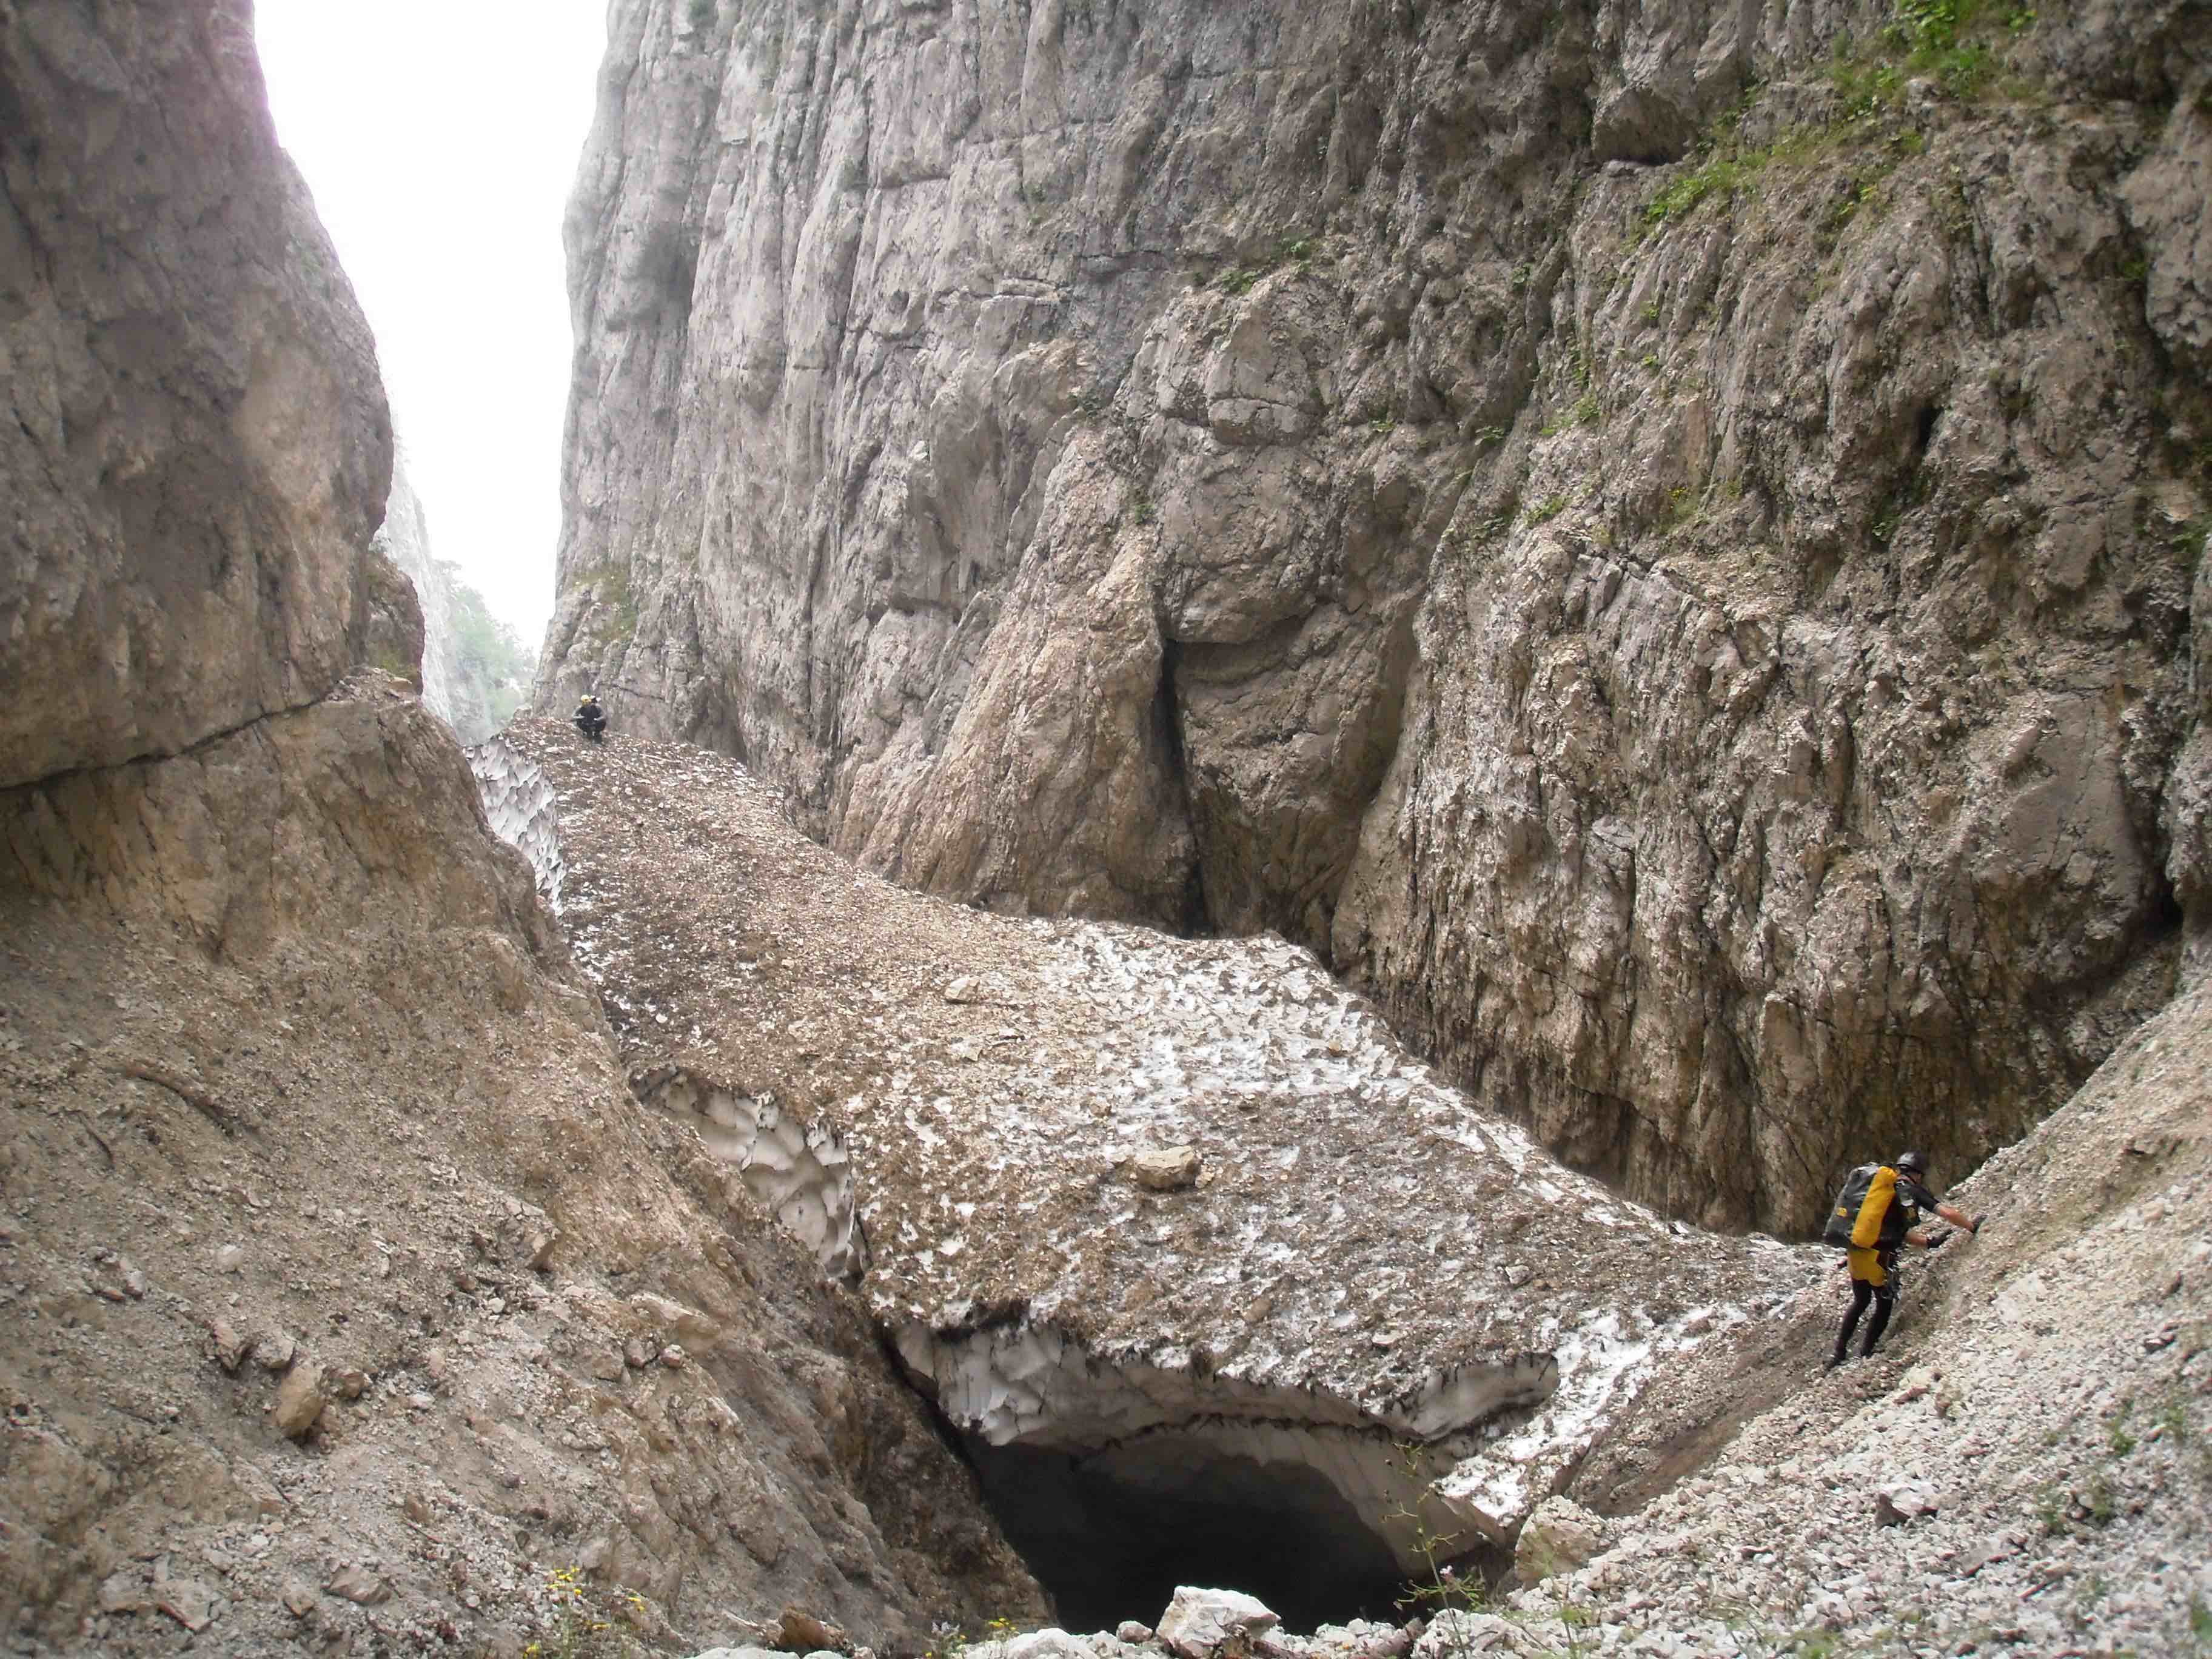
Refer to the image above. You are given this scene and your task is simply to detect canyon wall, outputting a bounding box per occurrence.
[0,2,1038,1647]
[379,462,535,744]
[0,0,401,789]
[541,0,2212,1228]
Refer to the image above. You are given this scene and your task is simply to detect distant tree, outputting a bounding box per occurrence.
[438,561,536,736]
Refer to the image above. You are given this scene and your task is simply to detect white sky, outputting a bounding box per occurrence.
[253,1,609,646]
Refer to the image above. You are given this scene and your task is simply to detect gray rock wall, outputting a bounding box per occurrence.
[379,463,531,745]
[541,0,2211,1228]
[0,4,1045,1644]
[378,464,461,719]
[0,0,397,789]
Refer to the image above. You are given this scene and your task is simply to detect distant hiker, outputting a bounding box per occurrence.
[1823,1150,1984,1368]
[574,693,607,742]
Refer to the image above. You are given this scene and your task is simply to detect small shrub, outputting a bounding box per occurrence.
[1526,494,1569,525]
[2036,1482,2070,1535]
[1386,1443,1491,1621]
[1213,233,1316,297]
[1640,140,1790,234]
[574,563,640,643]
[2157,1388,2194,1444]
[1131,492,1158,527]
[520,1567,646,1659]
[1822,159,1899,240]
[1543,390,1602,435]
[1371,414,1398,436]
[1828,0,2017,107]
[1471,425,1506,449]
[1832,53,1908,119]
[2083,1472,2119,1527]
[1886,0,1997,93]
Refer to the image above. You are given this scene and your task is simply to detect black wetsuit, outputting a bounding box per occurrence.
[575,702,606,741]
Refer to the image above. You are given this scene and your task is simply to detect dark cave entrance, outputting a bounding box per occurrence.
[966,1434,1419,1634]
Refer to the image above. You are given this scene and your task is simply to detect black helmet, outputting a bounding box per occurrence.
[1895,1150,1928,1175]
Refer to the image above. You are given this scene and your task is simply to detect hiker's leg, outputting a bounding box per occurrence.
[1860,1280,1897,1356]
[1832,1279,1873,1365]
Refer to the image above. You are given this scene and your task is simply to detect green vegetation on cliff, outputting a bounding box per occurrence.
[440,560,535,739]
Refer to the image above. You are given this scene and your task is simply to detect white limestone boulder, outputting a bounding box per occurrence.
[1512,1496,1605,1583]
[1157,1587,1279,1659]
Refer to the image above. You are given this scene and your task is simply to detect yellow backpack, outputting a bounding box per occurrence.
[1822,1163,1901,1248]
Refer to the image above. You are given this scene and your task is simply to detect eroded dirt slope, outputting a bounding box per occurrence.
[0,680,1042,1657]
[1521,982,2212,1657]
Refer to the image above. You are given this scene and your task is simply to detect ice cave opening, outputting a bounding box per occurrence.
[968,1433,1444,1634]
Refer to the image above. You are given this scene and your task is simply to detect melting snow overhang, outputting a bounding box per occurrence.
[894,1313,1560,1566]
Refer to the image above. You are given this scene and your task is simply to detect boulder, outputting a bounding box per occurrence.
[1513,1497,1605,1583]
[1156,1587,1279,1659]
[272,1359,327,1440]
[1130,1146,1201,1192]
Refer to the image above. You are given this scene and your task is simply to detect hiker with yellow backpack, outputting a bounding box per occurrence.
[1823,1151,1986,1370]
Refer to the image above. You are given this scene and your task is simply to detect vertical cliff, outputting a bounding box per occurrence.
[0,0,399,788]
[378,463,535,744]
[541,0,2210,1229]
[1,2,1041,1647]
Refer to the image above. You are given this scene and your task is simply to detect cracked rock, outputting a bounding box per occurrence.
[254,1330,296,1372]
[323,1564,393,1606]
[1158,1587,1279,1659]
[155,1578,220,1632]
[1130,1146,1201,1193]
[1513,1497,1604,1582]
[207,1318,252,1373]
[273,1359,327,1439]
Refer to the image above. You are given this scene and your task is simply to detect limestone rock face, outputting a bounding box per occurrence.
[541,0,2212,1230]
[0,0,396,789]
[377,466,455,706]
[378,463,533,744]
[0,5,1041,1646]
